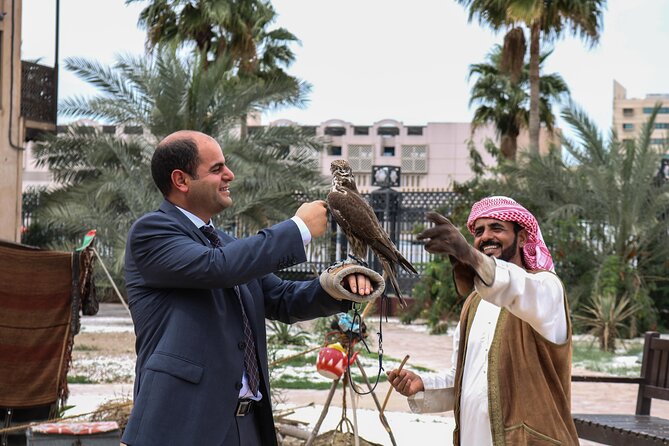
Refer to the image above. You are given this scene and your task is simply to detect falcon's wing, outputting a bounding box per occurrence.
[327,189,399,262]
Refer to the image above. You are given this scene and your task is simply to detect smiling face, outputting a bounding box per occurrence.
[473,218,527,268]
[171,133,234,222]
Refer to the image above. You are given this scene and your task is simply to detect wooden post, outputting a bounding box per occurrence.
[305,377,340,446]
[347,370,360,446]
[354,356,398,446]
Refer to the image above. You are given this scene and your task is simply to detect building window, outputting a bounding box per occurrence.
[622,108,634,117]
[401,145,428,173]
[354,126,369,135]
[644,107,669,114]
[102,125,116,134]
[77,126,96,135]
[301,126,317,136]
[328,146,342,156]
[651,138,668,145]
[347,144,374,172]
[655,123,669,129]
[124,126,143,135]
[377,127,399,136]
[407,126,423,136]
[324,126,346,136]
[622,123,634,132]
[382,146,395,156]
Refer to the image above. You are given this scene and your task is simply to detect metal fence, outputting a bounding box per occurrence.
[277,189,465,293]
[22,188,463,295]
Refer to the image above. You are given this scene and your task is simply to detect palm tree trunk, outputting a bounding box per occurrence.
[528,21,541,154]
[501,133,518,161]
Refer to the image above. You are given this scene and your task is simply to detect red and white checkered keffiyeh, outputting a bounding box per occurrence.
[466,196,554,272]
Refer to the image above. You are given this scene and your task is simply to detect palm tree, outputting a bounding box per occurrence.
[31,47,327,287]
[468,44,569,160]
[126,0,304,137]
[127,0,298,76]
[456,0,605,153]
[496,103,669,343]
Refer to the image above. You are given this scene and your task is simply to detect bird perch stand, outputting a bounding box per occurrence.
[304,308,402,446]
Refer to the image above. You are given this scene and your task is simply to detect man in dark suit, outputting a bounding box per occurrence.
[121,130,377,446]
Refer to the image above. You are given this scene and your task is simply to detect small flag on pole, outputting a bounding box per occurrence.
[77,229,97,251]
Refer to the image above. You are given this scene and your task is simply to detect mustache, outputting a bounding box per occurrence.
[479,241,501,250]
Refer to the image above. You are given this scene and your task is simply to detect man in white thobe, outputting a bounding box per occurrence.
[388,196,578,446]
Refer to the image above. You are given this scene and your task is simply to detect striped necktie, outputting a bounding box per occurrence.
[199,225,260,395]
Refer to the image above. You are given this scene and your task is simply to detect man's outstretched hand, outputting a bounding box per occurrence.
[417,211,496,289]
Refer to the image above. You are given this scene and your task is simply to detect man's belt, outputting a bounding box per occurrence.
[235,399,256,417]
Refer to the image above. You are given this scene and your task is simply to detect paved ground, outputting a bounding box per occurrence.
[68,304,669,445]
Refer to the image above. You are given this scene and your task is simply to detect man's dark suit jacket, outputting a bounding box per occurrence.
[121,200,350,445]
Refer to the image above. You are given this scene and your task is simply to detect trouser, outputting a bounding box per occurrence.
[222,401,262,446]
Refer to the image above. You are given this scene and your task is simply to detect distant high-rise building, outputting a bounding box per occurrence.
[613,80,669,146]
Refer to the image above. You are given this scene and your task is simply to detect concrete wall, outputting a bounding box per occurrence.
[0,0,23,242]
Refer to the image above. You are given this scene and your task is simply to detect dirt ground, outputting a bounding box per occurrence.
[74,331,135,356]
[71,304,669,446]
[71,308,452,413]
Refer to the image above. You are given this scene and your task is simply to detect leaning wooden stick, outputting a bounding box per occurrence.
[355,357,398,446]
[360,293,378,320]
[381,354,410,415]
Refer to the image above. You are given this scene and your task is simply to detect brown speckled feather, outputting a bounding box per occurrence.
[327,160,417,307]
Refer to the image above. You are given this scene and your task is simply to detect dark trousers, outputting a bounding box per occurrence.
[222,410,262,445]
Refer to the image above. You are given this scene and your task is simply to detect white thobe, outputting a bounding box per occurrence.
[408,258,568,445]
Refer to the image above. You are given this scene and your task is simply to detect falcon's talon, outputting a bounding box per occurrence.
[347,254,369,267]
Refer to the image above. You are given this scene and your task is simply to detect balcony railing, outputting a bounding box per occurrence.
[21,61,57,125]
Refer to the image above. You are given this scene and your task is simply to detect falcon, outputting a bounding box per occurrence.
[327,159,417,307]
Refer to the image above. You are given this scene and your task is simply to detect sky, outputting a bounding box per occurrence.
[22,0,669,139]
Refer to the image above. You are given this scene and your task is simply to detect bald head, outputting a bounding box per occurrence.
[160,130,217,147]
[151,131,216,196]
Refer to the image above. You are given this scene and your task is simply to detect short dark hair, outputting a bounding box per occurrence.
[151,137,200,196]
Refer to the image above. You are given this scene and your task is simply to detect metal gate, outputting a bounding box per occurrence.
[278,190,464,296]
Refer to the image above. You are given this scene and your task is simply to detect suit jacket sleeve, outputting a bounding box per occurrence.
[127,209,308,290]
[258,272,351,324]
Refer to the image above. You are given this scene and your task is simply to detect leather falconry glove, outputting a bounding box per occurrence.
[417,212,496,297]
[320,257,385,303]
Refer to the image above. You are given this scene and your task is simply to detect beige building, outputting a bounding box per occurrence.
[613,80,669,145]
[0,0,57,241]
[0,0,24,242]
[23,119,558,195]
[266,118,558,193]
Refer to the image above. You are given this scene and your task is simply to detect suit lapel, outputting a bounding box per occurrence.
[160,200,261,335]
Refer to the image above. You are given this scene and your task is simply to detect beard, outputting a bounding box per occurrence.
[479,234,519,262]
[499,235,519,262]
